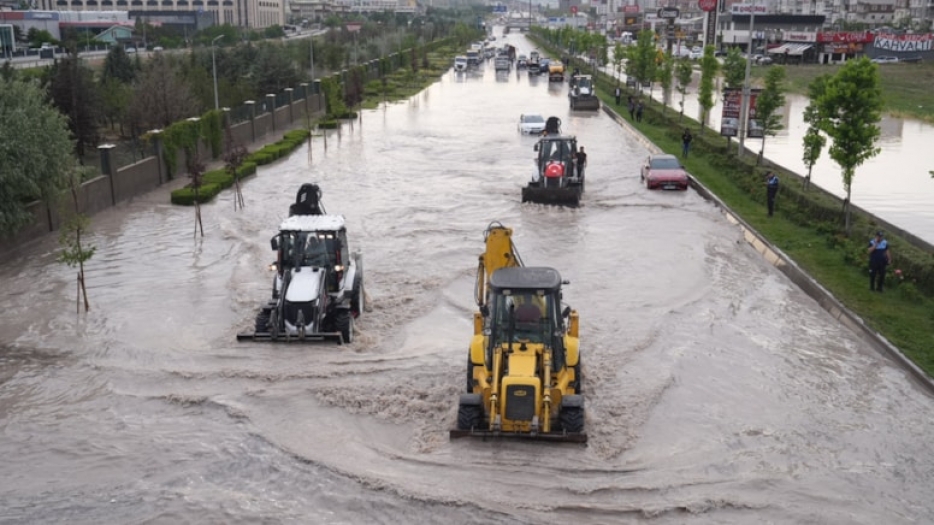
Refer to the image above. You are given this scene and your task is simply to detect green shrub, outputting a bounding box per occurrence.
[318,120,339,129]
[202,169,232,188]
[284,129,310,142]
[170,183,221,205]
[237,162,257,177]
[249,152,274,165]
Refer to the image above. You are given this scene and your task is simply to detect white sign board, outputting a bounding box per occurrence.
[783,31,817,42]
[730,4,769,14]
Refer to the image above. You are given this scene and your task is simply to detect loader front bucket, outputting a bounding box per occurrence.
[449,428,588,443]
[522,185,581,207]
[573,98,600,110]
[236,329,345,344]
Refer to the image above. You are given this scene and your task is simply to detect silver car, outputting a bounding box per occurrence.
[518,114,546,135]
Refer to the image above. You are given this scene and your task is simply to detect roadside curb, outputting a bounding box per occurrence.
[602,104,934,391]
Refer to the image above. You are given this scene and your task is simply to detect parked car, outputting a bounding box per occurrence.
[640,154,690,190]
[871,56,899,64]
[518,113,547,135]
[689,49,703,60]
[756,55,773,65]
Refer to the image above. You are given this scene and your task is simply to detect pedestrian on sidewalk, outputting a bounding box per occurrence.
[868,231,892,292]
[681,128,693,158]
[765,171,779,217]
[614,86,622,106]
[636,101,644,122]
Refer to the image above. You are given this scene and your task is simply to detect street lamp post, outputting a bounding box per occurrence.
[211,35,224,111]
[738,3,756,157]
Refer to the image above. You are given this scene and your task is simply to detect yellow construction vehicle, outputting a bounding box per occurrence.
[450,222,585,443]
[548,61,565,82]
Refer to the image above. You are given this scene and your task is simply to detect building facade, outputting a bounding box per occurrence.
[28,0,284,28]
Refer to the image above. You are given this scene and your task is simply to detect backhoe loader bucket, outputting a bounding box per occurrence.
[235,329,346,344]
[449,428,587,443]
[522,184,582,206]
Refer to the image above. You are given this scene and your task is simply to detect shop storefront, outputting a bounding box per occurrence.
[768,31,818,64]
[815,31,874,64]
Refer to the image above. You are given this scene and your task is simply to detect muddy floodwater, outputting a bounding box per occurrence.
[2,33,934,524]
[626,63,934,244]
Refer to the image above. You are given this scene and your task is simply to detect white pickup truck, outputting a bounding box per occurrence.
[454,56,468,72]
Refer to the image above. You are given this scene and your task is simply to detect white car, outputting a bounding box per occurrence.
[518,114,546,135]
[871,56,899,64]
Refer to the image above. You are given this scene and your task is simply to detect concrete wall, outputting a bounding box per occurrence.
[114,157,161,202]
[255,113,272,140]
[0,92,325,260]
[231,118,253,147]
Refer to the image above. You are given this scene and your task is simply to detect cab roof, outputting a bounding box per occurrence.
[279,215,345,232]
[490,267,562,292]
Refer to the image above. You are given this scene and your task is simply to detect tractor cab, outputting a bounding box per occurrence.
[534,135,578,187]
[487,267,569,369]
[272,216,349,294]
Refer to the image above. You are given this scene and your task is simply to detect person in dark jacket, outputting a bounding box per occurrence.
[868,231,892,292]
[681,128,693,158]
[575,146,587,178]
[614,86,622,106]
[765,171,779,217]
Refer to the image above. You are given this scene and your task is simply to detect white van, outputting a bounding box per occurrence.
[454,56,468,72]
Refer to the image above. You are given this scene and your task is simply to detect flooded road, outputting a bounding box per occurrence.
[2,32,934,523]
[627,64,934,244]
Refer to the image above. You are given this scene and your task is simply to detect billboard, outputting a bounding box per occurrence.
[746,90,763,138]
[0,24,14,57]
[873,33,934,53]
[720,88,762,138]
[720,88,741,137]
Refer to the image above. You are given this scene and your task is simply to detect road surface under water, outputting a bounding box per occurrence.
[2,33,934,524]
[611,61,934,244]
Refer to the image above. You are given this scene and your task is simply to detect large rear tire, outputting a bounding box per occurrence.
[352,257,365,317]
[352,278,364,318]
[571,364,583,394]
[336,310,354,344]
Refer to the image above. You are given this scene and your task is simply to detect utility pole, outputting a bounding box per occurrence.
[309,37,316,91]
[738,2,755,157]
[212,35,224,110]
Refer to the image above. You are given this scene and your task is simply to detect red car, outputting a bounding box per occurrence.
[641,154,690,190]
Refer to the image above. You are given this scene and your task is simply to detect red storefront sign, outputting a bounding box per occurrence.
[817,31,874,44]
[623,4,640,13]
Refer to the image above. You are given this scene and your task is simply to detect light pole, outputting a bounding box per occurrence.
[211,35,224,111]
[738,2,756,157]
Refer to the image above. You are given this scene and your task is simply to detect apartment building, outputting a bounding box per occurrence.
[28,0,285,28]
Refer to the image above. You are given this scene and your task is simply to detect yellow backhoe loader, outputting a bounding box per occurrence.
[450,222,585,443]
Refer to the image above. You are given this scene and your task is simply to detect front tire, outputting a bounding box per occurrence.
[457,402,483,431]
[559,406,584,433]
[336,310,354,344]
